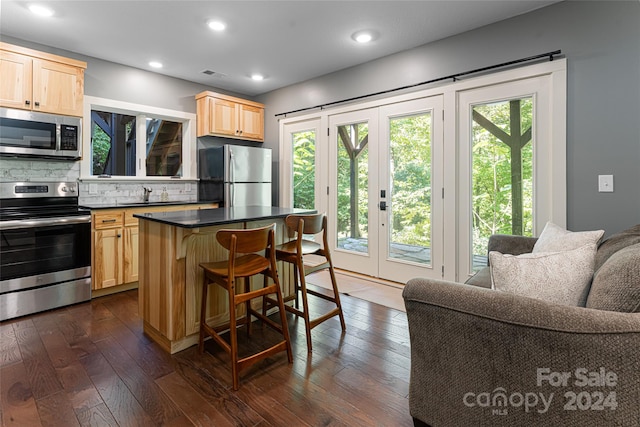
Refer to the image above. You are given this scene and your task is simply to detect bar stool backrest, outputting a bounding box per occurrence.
[216,223,276,254]
[285,213,325,236]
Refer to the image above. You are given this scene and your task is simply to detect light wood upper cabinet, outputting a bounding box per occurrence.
[238,103,264,141]
[0,42,86,117]
[196,91,264,142]
[0,49,32,110]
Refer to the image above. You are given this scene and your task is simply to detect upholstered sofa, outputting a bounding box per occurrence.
[403,224,640,427]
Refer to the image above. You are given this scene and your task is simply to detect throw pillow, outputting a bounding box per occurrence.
[586,243,640,313]
[532,221,604,253]
[489,243,597,306]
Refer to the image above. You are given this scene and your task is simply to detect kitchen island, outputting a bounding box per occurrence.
[134,206,314,354]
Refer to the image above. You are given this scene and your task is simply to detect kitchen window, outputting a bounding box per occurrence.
[81,96,196,179]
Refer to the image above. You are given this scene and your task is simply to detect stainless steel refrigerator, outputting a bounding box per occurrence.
[198,145,272,207]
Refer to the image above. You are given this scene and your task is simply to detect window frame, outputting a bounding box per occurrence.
[81,96,196,180]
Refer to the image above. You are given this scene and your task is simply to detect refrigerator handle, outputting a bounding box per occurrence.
[229,148,234,207]
[229,148,235,184]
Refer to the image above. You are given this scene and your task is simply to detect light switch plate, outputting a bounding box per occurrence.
[185,183,191,192]
[89,183,98,194]
[598,175,614,192]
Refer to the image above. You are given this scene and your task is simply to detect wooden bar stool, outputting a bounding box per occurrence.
[198,223,292,390]
[269,213,346,352]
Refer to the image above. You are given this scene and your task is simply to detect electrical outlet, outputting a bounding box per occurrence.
[598,175,614,192]
[89,183,98,194]
[185,183,191,192]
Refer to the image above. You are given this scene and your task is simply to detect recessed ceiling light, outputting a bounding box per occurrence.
[352,30,377,44]
[207,20,226,32]
[29,4,54,17]
[149,61,163,69]
[251,74,264,81]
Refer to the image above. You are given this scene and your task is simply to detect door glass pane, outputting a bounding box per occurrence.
[336,122,369,253]
[292,130,315,209]
[471,97,533,270]
[146,118,183,176]
[388,112,432,266]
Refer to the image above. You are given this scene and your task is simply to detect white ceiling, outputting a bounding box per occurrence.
[1,0,559,96]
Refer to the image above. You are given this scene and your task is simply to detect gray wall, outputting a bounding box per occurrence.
[0,35,252,113]
[256,1,640,236]
[3,1,638,233]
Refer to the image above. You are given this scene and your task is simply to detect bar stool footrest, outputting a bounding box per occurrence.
[248,308,285,333]
[236,340,290,372]
[306,288,339,302]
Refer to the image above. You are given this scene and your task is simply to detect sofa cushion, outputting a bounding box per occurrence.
[489,243,597,306]
[595,224,640,272]
[464,267,492,288]
[533,221,604,253]
[586,243,640,313]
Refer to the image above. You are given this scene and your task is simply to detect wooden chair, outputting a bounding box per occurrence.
[269,213,346,352]
[198,223,292,390]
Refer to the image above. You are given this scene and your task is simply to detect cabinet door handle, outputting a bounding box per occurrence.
[117,234,121,238]
[102,219,117,223]
[34,102,40,107]
[25,100,30,105]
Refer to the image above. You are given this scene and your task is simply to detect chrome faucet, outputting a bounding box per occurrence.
[142,186,152,202]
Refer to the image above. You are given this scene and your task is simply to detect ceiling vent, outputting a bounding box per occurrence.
[201,69,226,78]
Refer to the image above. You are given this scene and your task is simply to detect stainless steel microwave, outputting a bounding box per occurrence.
[0,108,82,160]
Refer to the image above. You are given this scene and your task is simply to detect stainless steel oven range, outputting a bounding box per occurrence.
[0,181,91,321]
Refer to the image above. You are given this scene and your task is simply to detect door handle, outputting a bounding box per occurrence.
[379,201,387,211]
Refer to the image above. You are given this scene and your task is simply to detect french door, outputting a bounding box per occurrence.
[328,109,380,275]
[280,119,323,212]
[281,61,565,284]
[378,97,443,283]
[328,97,444,283]
[457,74,563,281]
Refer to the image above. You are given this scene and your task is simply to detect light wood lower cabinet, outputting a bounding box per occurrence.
[123,226,139,284]
[92,212,124,290]
[91,203,217,294]
[93,227,123,289]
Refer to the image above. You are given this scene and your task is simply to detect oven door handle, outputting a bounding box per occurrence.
[0,215,91,230]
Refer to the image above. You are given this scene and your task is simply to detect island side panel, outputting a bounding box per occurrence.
[139,219,187,345]
[138,216,296,354]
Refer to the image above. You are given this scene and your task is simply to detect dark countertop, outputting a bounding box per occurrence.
[133,206,316,228]
[81,201,216,210]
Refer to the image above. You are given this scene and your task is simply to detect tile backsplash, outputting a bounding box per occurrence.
[0,158,197,205]
[78,181,197,205]
[0,158,80,182]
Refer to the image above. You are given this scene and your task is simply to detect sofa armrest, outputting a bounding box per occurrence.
[403,278,640,427]
[487,234,538,258]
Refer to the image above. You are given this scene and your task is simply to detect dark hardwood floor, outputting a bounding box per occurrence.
[0,284,412,426]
